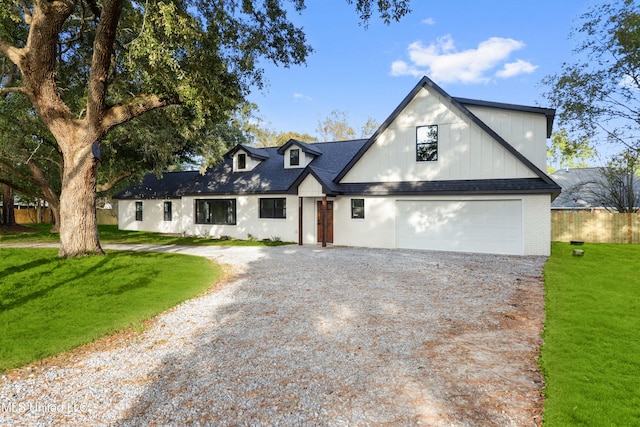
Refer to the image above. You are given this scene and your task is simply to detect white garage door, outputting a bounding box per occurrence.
[395,200,523,255]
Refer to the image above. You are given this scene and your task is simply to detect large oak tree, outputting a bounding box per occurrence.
[0,0,410,257]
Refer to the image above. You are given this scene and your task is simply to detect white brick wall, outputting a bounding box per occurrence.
[522,194,551,256]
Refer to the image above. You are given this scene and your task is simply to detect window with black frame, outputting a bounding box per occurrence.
[259,198,286,219]
[237,153,247,169]
[135,201,143,221]
[416,125,438,161]
[163,201,172,221]
[290,149,300,166]
[351,198,365,218]
[195,199,236,224]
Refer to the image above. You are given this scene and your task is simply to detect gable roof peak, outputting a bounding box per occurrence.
[276,138,323,156]
[334,75,557,187]
[225,144,269,160]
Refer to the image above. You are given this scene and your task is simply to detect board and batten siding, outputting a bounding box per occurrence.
[465,106,548,172]
[341,87,538,183]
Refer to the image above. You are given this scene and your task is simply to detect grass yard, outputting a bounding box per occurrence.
[0,224,290,246]
[0,247,221,372]
[541,243,640,426]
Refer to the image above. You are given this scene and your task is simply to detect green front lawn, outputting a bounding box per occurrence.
[541,243,640,425]
[0,247,221,372]
[0,224,290,246]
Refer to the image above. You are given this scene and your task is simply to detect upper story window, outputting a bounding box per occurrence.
[237,153,247,169]
[259,198,286,219]
[290,149,300,166]
[416,125,438,161]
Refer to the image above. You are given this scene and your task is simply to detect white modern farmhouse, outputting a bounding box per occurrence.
[114,76,560,255]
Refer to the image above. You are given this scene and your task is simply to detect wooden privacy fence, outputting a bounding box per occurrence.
[13,208,52,224]
[551,211,640,244]
[12,208,118,225]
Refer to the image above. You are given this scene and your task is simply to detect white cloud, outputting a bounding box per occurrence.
[618,74,640,91]
[390,60,422,78]
[496,59,538,78]
[390,34,537,84]
[293,92,312,101]
[421,17,436,25]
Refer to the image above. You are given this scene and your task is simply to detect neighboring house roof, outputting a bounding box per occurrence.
[113,171,199,199]
[550,167,640,208]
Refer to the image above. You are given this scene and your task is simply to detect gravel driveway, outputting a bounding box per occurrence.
[0,245,546,426]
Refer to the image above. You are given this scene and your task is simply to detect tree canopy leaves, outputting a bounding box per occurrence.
[543,0,640,152]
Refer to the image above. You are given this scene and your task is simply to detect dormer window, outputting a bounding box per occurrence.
[238,153,246,169]
[290,149,300,166]
[278,139,321,168]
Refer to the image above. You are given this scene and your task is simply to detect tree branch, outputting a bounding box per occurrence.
[101,93,180,132]
[0,158,43,187]
[0,38,23,65]
[0,86,29,96]
[0,177,45,201]
[96,169,135,192]
[86,0,123,130]
[19,0,33,25]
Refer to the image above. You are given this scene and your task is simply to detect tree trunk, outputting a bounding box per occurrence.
[49,200,61,232]
[2,183,16,225]
[58,143,104,257]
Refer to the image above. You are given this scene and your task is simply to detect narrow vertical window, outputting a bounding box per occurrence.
[351,199,365,218]
[237,153,247,169]
[290,149,300,166]
[163,201,172,221]
[135,201,143,221]
[416,125,438,161]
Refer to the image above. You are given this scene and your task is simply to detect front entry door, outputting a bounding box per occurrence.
[317,200,334,244]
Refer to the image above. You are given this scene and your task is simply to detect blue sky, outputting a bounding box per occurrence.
[248,0,595,139]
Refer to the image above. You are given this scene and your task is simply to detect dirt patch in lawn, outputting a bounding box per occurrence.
[422,275,545,425]
[0,224,41,234]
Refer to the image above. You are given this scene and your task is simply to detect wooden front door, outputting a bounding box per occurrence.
[317,200,334,244]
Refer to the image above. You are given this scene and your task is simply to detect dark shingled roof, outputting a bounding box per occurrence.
[336,178,560,196]
[184,139,368,196]
[277,139,323,156]
[113,171,199,199]
[115,76,561,200]
[114,138,561,199]
[550,167,640,208]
